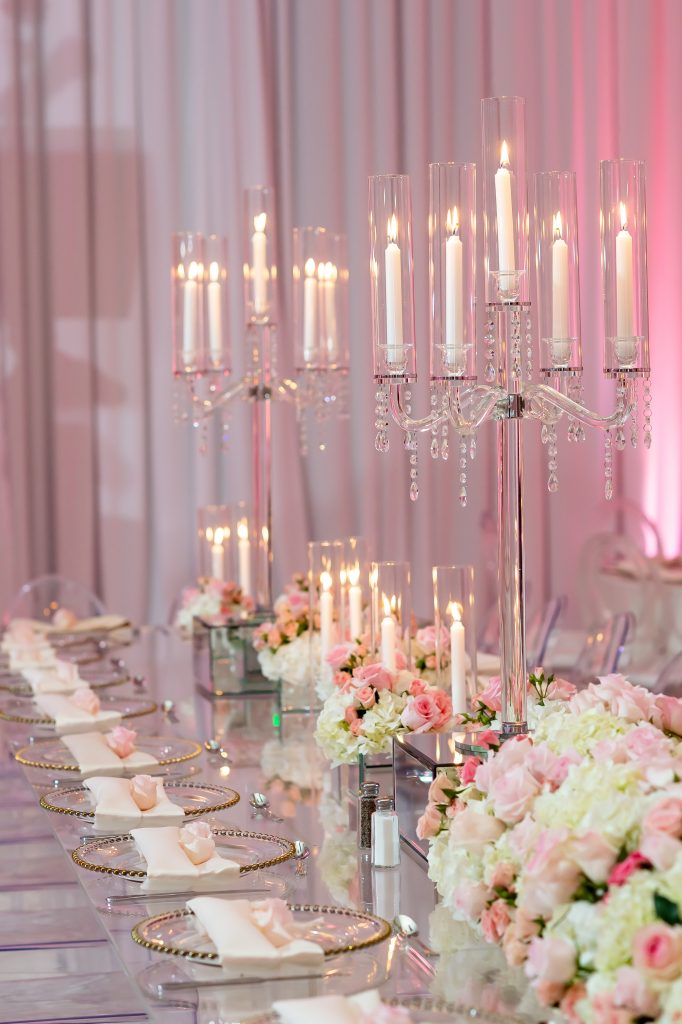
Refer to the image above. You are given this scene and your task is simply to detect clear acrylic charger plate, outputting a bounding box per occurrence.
[3,664,130,695]
[40,780,240,825]
[72,828,296,881]
[0,691,157,729]
[14,734,202,775]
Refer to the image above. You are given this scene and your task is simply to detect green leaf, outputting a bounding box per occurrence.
[654,892,682,926]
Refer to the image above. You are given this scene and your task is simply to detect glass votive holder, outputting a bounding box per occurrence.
[197,505,233,581]
[204,234,231,374]
[481,96,529,305]
[600,159,649,376]
[172,231,205,376]
[432,565,477,715]
[243,186,277,326]
[370,561,411,671]
[534,171,583,374]
[293,227,349,372]
[309,540,345,684]
[340,536,370,641]
[368,174,417,382]
[234,501,254,600]
[429,162,477,382]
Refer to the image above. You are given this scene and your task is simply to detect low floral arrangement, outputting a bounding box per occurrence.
[412,624,451,683]
[423,673,682,1024]
[174,578,254,637]
[252,573,320,695]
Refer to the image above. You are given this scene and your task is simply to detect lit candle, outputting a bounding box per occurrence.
[207,261,223,365]
[348,566,363,639]
[445,206,464,370]
[551,212,569,344]
[319,571,334,661]
[616,202,634,338]
[237,519,251,597]
[449,601,467,714]
[181,261,199,367]
[252,212,268,315]
[495,141,515,276]
[302,257,318,364]
[323,261,338,362]
[384,215,404,365]
[380,595,397,672]
[211,526,225,582]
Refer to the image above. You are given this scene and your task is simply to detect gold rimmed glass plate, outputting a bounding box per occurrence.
[72,829,296,881]
[250,995,511,1022]
[132,902,391,961]
[40,781,240,823]
[3,664,130,696]
[14,735,201,775]
[0,692,157,730]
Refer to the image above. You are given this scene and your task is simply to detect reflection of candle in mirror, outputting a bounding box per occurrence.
[302,257,318,364]
[181,261,199,367]
[252,213,268,315]
[237,520,251,596]
[445,207,464,367]
[322,261,338,363]
[449,601,466,714]
[552,212,569,341]
[616,202,634,338]
[207,261,223,365]
[320,571,334,661]
[211,527,225,582]
[381,595,397,672]
[348,566,363,639]
[385,215,404,364]
[495,141,515,274]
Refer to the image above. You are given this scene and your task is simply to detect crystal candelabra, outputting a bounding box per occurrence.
[369,96,651,736]
[172,188,349,610]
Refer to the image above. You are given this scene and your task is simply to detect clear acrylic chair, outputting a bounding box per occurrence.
[4,574,106,626]
[565,611,635,686]
[527,596,566,668]
[652,650,682,697]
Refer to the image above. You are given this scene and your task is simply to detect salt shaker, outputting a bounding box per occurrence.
[371,796,400,868]
[358,781,380,849]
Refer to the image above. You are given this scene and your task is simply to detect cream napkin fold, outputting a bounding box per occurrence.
[22,663,85,695]
[84,777,184,832]
[7,614,130,635]
[187,896,325,978]
[33,692,122,735]
[8,647,58,673]
[132,827,240,892]
[62,731,158,778]
[273,991,383,1024]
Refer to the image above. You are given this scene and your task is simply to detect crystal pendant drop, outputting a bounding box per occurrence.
[547,423,559,493]
[459,438,468,507]
[604,429,614,501]
[643,379,652,449]
[630,392,638,449]
[469,433,477,460]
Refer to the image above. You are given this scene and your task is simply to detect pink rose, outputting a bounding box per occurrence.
[106,726,137,759]
[450,806,505,854]
[425,654,437,670]
[56,660,80,685]
[589,993,631,1024]
[525,934,576,985]
[401,692,441,734]
[613,966,660,1017]
[559,984,588,1024]
[592,737,629,763]
[476,677,502,713]
[596,674,656,723]
[179,820,215,864]
[326,642,356,671]
[344,706,358,725]
[350,718,363,736]
[267,627,281,648]
[489,861,516,890]
[521,829,581,918]
[394,649,407,670]
[431,688,452,726]
[129,774,158,811]
[416,802,442,840]
[282,621,297,639]
[353,663,393,691]
[71,686,101,717]
[481,899,511,943]
[354,685,376,708]
[656,694,682,736]
[607,851,650,887]
[415,625,438,655]
[626,723,672,761]
[250,898,303,946]
[633,922,682,981]
[570,831,618,883]
[643,796,682,838]
[639,831,682,871]
[460,756,480,786]
[53,607,78,630]
[451,880,492,920]
[409,678,429,696]
[545,676,577,701]
[490,765,540,824]
[445,799,464,819]
[428,773,455,805]
[508,814,540,859]
[502,907,540,967]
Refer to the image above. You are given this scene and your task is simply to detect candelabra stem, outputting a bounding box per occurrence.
[247,321,274,610]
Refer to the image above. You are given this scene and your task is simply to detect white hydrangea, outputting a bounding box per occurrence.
[257,631,320,696]
[660,977,682,1024]
[174,592,221,635]
[534,704,635,756]
[314,690,360,766]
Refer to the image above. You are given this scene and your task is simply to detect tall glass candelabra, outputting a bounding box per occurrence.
[172,189,349,610]
[369,96,651,736]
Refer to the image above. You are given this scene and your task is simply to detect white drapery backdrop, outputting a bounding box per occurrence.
[0,0,679,625]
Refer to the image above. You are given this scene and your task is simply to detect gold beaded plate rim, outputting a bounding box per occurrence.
[72,828,296,879]
[14,735,202,773]
[247,995,526,1023]
[39,780,240,819]
[0,695,158,727]
[131,902,391,960]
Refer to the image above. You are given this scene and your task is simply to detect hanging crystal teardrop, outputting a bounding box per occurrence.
[409,439,419,502]
[484,318,496,383]
[604,429,614,501]
[630,390,638,449]
[469,432,477,460]
[374,384,390,453]
[511,308,522,382]
[547,422,559,493]
[459,437,468,507]
[643,378,652,449]
[525,313,533,378]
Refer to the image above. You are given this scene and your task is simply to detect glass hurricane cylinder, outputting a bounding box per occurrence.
[172,231,205,376]
[600,159,649,376]
[533,171,583,374]
[243,186,277,326]
[204,234,231,375]
[233,502,254,601]
[340,536,370,641]
[368,175,417,381]
[481,96,529,304]
[309,540,345,688]
[370,561,411,670]
[431,565,477,715]
[197,505,233,581]
[429,162,477,381]
[293,227,349,371]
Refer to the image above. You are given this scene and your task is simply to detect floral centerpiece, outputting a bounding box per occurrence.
[174,578,254,637]
[422,673,682,1024]
[252,573,321,699]
[412,624,451,683]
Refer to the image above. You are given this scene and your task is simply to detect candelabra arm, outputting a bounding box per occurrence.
[389,383,441,433]
[445,384,506,433]
[189,377,249,420]
[524,380,635,430]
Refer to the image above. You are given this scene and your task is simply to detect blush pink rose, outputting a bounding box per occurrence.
[353,663,393,691]
[633,922,682,981]
[460,756,480,786]
[451,880,492,920]
[250,898,302,946]
[267,627,281,647]
[71,686,101,717]
[589,993,631,1024]
[344,705,358,725]
[476,677,502,712]
[428,773,454,805]
[489,861,516,890]
[415,625,438,655]
[639,831,682,871]
[559,983,588,1024]
[129,774,157,811]
[626,723,672,761]
[401,692,445,734]
[179,821,215,864]
[521,829,581,918]
[394,649,407,670]
[656,694,682,736]
[409,678,429,696]
[354,686,376,708]
[106,726,137,759]
[490,765,540,824]
[53,607,78,629]
[597,674,656,723]
[326,642,356,671]
[545,676,577,701]
[450,806,505,854]
[416,803,442,840]
[612,966,659,1017]
[481,899,511,943]
[350,718,363,736]
[56,660,81,684]
[607,851,650,887]
[570,831,618,883]
[643,796,682,837]
[525,934,576,985]
[592,737,629,763]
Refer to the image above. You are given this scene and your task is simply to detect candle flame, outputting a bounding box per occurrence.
[320,571,332,592]
[553,211,563,240]
[213,527,224,546]
[447,600,463,623]
[446,206,460,237]
[317,260,326,281]
[253,212,267,233]
[188,260,199,281]
[237,519,249,541]
[205,527,214,544]
[261,525,269,543]
[382,594,392,617]
[176,263,185,280]
[619,201,628,231]
[348,566,360,587]
[209,260,220,282]
[387,214,398,244]
[500,140,510,168]
[326,261,338,282]
[304,257,316,278]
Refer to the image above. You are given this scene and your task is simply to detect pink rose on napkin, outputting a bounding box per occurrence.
[655,694,682,736]
[633,922,682,981]
[105,725,137,758]
[53,608,78,630]
[250,898,304,947]
[179,821,215,865]
[129,775,158,811]
[71,687,100,717]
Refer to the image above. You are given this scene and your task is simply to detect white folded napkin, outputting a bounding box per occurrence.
[187,896,325,977]
[274,991,383,1024]
[8,646,59,673]
[21,666,84,695]
[62,731,158,778]
[84,777,184,832]
[33,692,122,735]
[132,827,239,892]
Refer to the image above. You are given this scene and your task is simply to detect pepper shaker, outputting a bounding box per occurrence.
[358,781,380,849]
